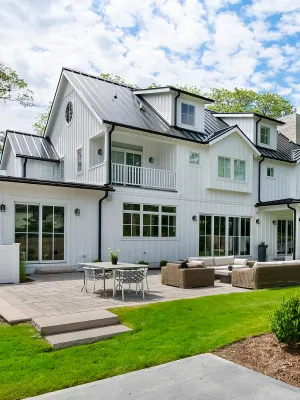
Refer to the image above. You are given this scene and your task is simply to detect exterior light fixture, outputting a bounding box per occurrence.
[272,220,277,225]
[192,215,197,221]
[0,204,5,212]
[74,208,80,216]
[149,157,154,163]
[97,149,103,156]
[256,219,260,224]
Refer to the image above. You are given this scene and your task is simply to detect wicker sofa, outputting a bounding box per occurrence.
[232,260,300,289]
[188,256,248,271]
[161,263,215,289]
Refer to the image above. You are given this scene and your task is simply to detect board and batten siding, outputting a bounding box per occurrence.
[217,117,255,142]
[141,92,175,125]
[48,80,105,185]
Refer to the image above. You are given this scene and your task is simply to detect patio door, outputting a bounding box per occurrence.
[277,220,293,255]
[112,149,142,185]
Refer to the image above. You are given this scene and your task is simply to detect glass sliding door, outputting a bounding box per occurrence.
[214,216,226,256]
[42,206,65,261]
[277,220,293,255]
[15,204,39,261]
[199,215,212,256]
[228,217,239,256]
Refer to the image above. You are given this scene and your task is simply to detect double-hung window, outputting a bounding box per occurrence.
[218,156,231,179]
[181,103,195,126]
[123,204,176,238]
[260,126,270,145]
[234,160,246,181]
[189,151,200,165]
[77,148,83,174]
[267,167,274,177]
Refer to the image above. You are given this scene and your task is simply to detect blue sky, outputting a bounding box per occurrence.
[0,0,299,131]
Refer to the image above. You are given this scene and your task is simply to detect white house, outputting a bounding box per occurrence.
[0,67,300,271]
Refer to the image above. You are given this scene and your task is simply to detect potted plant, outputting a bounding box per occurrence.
[228,262,233,271]
[258,242,268,262]
[108,248,120,265]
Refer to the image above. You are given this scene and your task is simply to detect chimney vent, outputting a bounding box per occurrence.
[113,89,117,99]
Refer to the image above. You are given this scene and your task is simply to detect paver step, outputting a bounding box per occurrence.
[33,310,120,335]
[46,324,132,349]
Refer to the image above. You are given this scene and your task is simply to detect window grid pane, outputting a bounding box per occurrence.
[181,103,195,127]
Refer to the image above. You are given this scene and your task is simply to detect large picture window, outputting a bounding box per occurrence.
[199,214,251,257]
[123,204,176,238]
[15,204,65,262]
[234,160,246,181]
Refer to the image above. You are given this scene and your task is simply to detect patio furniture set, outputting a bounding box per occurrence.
[161,256,300,290]
[81,262,149,300]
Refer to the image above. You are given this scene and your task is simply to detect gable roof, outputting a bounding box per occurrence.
[5,131,60,162]
[133,86,214,103]
[213,112,285,125]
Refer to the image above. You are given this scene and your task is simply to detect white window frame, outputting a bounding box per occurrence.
[260,125,270,145]
[234,159,246,181]
[267,167,274,178]
[180,102,195,127]
[218,156,231,179]
[77,147,83,174]
[189,151,200,166]
[122,203,176,239]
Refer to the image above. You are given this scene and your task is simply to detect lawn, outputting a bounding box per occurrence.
[1,286,300,399]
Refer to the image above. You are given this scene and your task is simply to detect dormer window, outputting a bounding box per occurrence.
[260,126,270,145]
[181,103,195,126]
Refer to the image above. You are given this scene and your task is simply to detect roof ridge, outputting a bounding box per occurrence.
[7,130,42,138]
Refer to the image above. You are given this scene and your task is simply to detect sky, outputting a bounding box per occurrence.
[0,0,299,133]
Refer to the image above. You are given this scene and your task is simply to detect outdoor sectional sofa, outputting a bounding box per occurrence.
[232,260,300,289]
[188,256,248,271]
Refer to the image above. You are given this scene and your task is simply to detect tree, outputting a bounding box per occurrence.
[0,62,34,106]
[33,103,52,136]
[207,88,292,119]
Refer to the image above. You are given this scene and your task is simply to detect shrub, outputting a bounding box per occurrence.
[160,260,168,267]
[270,296,300,347]
[138,260,148,265]
[19,253,26,283]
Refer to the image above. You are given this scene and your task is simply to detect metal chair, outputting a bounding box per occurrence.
[82,267,111,298]
[117,268,146,301]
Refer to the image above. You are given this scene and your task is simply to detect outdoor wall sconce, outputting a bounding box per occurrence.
[74,208,80,216]
[272,220,277,225]
[192,215,197,221]
[149,157,154,163]
[256,219,260,224]
[0,204,5,212]
[97,149,103,156]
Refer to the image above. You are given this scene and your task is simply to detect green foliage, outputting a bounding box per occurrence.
[208,87,292,118]
[160,260,168,267]
[138,260,148,265]
[19,252,26,283]
[258,241,268,248]
[108,248,120,261]
[270,296,300,346]
[0,62,34,107]
[32,102,52,136]
[99,73,139,88]
[92,259,102,262]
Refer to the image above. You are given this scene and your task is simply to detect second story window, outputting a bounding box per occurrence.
[189,151,200,165]
[218,156,230,179]
[260,126,270,145]
[267,167,274,177]
[181,103,195,126]
[234,160,246,181]
[77,148,83,174]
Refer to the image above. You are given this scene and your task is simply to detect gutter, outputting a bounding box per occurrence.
[23,158,27,178]
[287,203,297,260]
[173,91,181,127]
[258,156,265,203]
[98,123,115,261]
[255,117,262,146]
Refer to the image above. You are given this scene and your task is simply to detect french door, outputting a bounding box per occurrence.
[112,150,142,185]
[277,220,293,255]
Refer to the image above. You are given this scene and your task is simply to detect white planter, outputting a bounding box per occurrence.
[25,266,36,275]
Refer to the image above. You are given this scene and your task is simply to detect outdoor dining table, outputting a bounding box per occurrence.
[81,262,148,298]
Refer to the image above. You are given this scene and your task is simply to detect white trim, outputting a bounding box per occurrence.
[133,88,171,95]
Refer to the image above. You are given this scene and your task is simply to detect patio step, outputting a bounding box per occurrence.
[45,324,132,349]
[33,310,120,336]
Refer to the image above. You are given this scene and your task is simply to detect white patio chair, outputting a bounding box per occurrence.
[117,268,146,301]
[82,267,112,297]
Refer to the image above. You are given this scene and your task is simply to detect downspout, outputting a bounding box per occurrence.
[255,117,262,145]
[98,124,115,261]
[23,158,27,178]
[287,204,297,261]
[174,91,181,127]
[258,156,265,203]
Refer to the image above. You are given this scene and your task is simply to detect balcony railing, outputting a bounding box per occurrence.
[112,163,176,190]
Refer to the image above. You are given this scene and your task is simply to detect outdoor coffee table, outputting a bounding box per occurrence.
[218,270,232,284]
[81,262,148,298]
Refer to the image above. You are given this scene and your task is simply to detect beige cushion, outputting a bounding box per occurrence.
[214,256,234,267]
[254,261,300,268]
[188,261,207,269]
[188,257,214,267]
[233,258,248,266]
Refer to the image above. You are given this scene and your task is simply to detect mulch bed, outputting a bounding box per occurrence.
[214,333,300,388]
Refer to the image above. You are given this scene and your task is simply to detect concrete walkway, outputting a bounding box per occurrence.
[28,354,300,400]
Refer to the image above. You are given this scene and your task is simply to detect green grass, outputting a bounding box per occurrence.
[1,287,300,399]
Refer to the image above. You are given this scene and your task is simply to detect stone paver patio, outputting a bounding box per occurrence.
[0,271,247,319]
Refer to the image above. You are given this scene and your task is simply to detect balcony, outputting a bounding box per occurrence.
[112,163,176,191]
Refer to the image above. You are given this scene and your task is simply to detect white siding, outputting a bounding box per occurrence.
[218,117,255,142]
[26,160,61,181]
[176,94,205,132]
[257,120,278,150]
[141,92,174,124]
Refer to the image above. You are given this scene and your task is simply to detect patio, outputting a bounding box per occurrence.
[0,271,247,320]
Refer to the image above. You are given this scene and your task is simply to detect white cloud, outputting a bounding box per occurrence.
[247,0,300,16]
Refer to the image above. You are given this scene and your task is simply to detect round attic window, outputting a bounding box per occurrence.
[65,101,73,124]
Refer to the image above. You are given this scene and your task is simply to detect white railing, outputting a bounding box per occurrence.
[88,162,107,185]
[112,163,176,190]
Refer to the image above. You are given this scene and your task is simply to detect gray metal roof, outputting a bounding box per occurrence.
[204,110,229,138]
[257,132,300,163]
[7,131,60,162]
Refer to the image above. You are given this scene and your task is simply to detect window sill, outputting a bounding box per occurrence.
[217,178,247,184]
